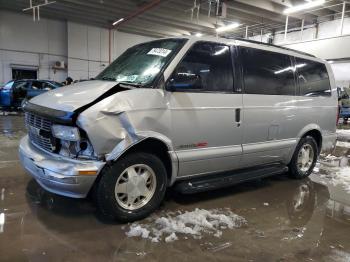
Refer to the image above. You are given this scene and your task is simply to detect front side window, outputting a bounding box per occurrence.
[296,58,331,96]
[241,47,295,96]
[168,42,234,92]
[13,81,30,90]
[96,38,186,87]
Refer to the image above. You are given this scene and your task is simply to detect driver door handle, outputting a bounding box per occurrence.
[235,108,241,127]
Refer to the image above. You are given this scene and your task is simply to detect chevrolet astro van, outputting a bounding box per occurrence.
[19,37,337,221]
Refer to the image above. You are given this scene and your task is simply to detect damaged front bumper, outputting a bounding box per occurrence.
[19,135,105,198]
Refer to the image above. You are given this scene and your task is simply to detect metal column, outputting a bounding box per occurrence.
[284,16,289,41]
[300,19,304,41]
[340,1,346,36]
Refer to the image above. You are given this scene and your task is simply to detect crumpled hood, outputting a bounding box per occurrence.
[29,80,118,112]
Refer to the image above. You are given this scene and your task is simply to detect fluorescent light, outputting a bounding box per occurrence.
[195,32,203,37]
[216,23,240,33]
[112,18,124,26]
[284,0,325,14]
[0,213,4,233]
[328,60,334,64]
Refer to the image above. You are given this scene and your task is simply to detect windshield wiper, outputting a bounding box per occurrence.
[100,76,117,81]
[118,82,143,88]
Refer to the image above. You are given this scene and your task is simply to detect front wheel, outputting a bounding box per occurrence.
[288,136,318,179]
[95,152,167,222]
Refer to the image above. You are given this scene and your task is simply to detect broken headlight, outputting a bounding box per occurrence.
[59,138,97,160]
[52,125,80,141]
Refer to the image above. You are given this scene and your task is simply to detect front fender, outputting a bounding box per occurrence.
[105,131,179,186]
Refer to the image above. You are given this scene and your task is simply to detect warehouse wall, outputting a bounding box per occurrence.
[0,11,67,85]
[67,22,109,81]
[0,11,156,85]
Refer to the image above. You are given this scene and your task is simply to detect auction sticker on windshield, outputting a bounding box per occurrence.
[147,48,172,57]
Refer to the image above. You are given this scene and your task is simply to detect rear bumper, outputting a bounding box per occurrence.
[19,135,105,198]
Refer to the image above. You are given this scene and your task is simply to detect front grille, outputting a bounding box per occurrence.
[25,112,56,152]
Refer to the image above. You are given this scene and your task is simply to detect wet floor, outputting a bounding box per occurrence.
[0,114,350,261]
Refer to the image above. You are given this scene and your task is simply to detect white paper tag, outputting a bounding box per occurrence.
[147,48,172,57]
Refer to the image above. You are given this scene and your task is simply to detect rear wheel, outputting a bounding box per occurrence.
[95,152,167,222]
[288,136,318,179]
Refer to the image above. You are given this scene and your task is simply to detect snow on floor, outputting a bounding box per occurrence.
[337,129,350,141]
[318,166,350,193]
[125,208,246,243]
[336,141,350,148]
[317,154,350,193]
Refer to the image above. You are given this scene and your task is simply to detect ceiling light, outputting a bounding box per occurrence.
[112,18,124,26]
[216,23,240,33]
[328,60,334,64]
[283,0,325,14]
[195,32,203,37]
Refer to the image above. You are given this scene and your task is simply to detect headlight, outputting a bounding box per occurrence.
[51,125,80,141]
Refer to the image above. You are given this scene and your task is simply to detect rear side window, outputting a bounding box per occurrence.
[168,41,234,92]
[240,47,295,96]
[295,58,331,96]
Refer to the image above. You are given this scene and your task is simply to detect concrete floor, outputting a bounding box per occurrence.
[0,114,350,262]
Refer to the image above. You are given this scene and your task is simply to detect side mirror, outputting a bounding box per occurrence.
[167,72,201,91]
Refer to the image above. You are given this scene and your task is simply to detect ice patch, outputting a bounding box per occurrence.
[336,129,350,140]
[165,233,178,242]
[330,167,350,192]
[314,158,350,193]
[125,208,246,243]
[337,141,350,148]
[126,225,150,238]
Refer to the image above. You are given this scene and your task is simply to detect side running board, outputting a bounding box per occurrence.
[174,165,288,194]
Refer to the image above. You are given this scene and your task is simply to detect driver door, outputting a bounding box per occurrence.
[166,41,243,177]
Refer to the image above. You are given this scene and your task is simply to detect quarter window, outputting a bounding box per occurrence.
[168,42,234,92]
[295,58,331,96]
[241,47,296,96]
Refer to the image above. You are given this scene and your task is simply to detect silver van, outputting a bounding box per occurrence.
[19,37,337,221]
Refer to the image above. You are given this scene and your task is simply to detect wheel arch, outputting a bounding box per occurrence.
[297,124,322,152]
[105,134,178,186]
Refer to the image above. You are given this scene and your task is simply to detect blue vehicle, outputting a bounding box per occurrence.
[0,79,63,110]
[337,87,350,122]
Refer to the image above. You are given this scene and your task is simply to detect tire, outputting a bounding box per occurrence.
[288,136,318,179]
[95,152,167,222]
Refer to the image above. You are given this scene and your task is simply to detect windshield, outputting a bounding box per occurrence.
[96,38,186,87]
[3,81,14,90]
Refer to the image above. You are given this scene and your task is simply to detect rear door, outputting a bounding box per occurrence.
[167,41,243,177]
[239,47,298,167]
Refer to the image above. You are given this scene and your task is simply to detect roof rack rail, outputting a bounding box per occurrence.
[233,38,316,58]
